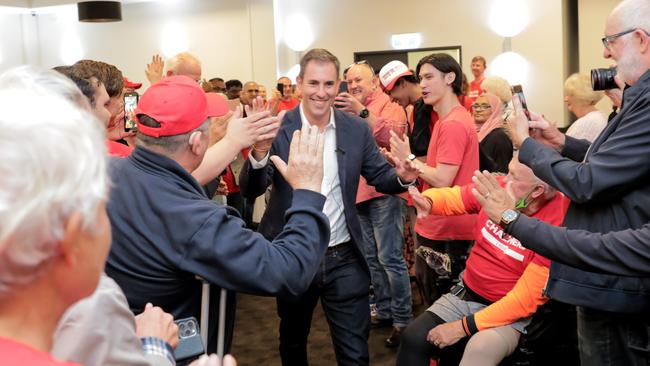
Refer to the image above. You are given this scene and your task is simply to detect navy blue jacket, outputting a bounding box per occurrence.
[105,146,330,326]
[518,70,650,313]
[240,107,407,269]
[508,214,650,277]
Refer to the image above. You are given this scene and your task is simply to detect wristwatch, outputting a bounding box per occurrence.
[407,154,416,162]
[359,108,369,119]
[499,209,520,230]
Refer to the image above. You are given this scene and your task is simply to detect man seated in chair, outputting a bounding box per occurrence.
[396,157,568,366]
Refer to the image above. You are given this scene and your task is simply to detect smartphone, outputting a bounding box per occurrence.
[510,85,531,120]
[173,317,204,362]
[338,81,348,94]
[124,92,139,132]
[276,83,285,97]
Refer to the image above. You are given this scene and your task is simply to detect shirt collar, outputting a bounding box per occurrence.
[299,103,337,130]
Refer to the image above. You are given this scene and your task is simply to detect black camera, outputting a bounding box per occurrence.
[591,67,618,91]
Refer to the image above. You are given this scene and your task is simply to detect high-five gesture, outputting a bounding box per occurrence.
[270,124,325,193]
[145,54,165,85]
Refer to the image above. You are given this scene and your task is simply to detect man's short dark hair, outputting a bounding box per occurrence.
[53,65,100,107]
[392,73,419,90]
[225,79,242,90]
[209,77,224,83]
[72,60,124,98]
[298,48,340,80]
[416,53,463,96]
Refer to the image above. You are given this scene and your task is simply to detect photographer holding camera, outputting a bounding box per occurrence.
[487,0,650,364]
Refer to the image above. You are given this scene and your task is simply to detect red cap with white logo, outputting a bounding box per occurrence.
[379,60,413,91]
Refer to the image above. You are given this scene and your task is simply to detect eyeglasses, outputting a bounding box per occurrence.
[471,103,491,110]
[343,60,375,77]
[601,28,650,49]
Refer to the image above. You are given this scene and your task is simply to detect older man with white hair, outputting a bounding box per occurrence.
[496,0,650,364]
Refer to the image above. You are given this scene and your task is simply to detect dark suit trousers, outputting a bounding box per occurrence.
[277,242,371,366]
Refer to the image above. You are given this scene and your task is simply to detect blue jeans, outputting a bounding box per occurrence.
[357,195,412,327]
[277,242,370,366]
[577,306,650,366]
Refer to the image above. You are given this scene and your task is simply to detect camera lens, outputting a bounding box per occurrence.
[591,67,618,91]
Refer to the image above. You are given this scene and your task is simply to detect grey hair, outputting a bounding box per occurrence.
[136,116,210,154]
[0,67,107,293]
[614,0,650,33]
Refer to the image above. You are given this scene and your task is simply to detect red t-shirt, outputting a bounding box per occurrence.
[0,337,79,366]
[415,106,479,240]
[460,178,570,301]
[272,97,300,112]
[468,77,484,104]
[222,149,250,194]
[106,140,132,158]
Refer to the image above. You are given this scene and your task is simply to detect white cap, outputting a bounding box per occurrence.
[379,60,413,91]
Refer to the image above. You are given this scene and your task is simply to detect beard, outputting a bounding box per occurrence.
[616,40,644,85]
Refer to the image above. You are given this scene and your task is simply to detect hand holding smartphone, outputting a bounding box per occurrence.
[173,317,204,362]
[510,85,531,121]
[124,92,139,132]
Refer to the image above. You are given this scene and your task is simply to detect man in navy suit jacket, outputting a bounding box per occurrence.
[240,48,419,365]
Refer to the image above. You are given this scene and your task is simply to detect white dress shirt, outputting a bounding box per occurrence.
[249,105,351,247]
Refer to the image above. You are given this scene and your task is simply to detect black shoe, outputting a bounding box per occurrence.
[385,326,405,348]
[370,316,393,329]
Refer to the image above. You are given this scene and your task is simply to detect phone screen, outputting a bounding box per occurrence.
[510,85,531,120]
[124,93,139,131]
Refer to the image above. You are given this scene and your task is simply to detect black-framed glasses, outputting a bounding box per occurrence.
[344,60,375,77]
[601,28,650,49]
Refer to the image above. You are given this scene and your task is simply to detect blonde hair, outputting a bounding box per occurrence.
[564,73,604,106]
[481,76,513,104]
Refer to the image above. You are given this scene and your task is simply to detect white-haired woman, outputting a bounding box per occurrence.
[564,73,607,142]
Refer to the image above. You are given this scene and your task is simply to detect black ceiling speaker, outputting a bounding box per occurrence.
[78,1,122,23]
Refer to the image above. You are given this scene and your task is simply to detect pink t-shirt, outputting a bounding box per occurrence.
[415,105,479,240]
[356,90,407,204]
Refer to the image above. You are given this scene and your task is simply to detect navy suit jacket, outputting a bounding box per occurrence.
[240,106,407,271]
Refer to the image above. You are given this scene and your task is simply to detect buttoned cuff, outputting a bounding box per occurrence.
[141,336,175,365]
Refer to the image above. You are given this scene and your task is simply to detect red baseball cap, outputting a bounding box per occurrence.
[136,75,209,137]
[123,77,142,89]
[205,93,229,118]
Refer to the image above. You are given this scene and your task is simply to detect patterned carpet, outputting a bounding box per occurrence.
[231,283,425,366]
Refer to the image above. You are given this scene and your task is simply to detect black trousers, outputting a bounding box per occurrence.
[277,243,371,366]
[396,311,467,366]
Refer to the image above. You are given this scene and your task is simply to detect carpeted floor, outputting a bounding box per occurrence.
[231,283,425,365]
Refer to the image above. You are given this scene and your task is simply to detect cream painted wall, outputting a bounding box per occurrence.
[578,0,620,116]
[0,0,277,92]
[0,13,27,69]
[274,0,567,123]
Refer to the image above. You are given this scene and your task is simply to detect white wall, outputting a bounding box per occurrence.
[274,0,568,123]
[0,0,277,91]
[0,12,28,69]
